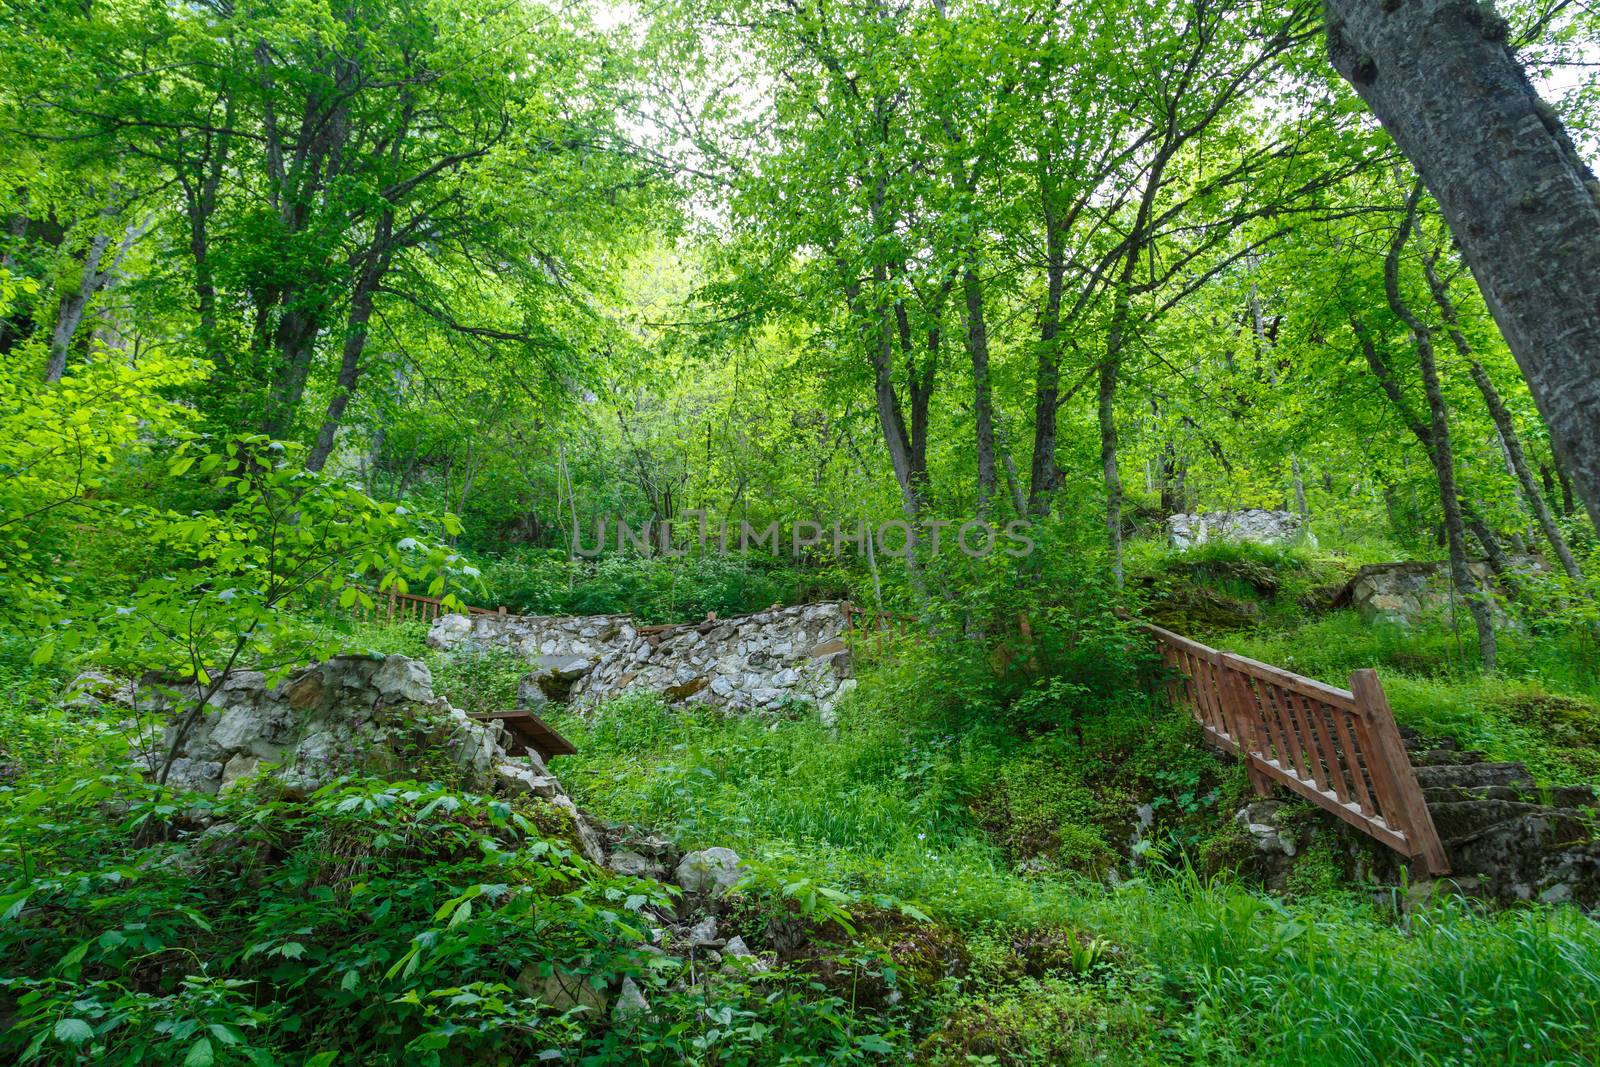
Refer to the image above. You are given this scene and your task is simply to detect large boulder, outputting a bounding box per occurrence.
[674,847,746,896]
[1167,509,1310,549]
[134,655,546,801]
[1330,558,1542,626]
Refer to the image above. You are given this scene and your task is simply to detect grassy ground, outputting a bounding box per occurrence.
[6,544,1600,1065]
[541,659,1600,1065]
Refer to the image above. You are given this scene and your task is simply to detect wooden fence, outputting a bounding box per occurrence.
[1148,623,1449,875]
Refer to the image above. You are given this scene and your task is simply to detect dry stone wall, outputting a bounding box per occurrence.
[428,602,858,721]
[1334,558,1544,625]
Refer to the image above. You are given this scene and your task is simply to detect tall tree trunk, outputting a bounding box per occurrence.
[44,193,127,382]
[994,409,1027,517]
[963,266,998,515]
[1028,190,1067,514]
[1351,315,1513,580]
[45,230,113,382]
[262,301,322,439]
[846,264,922,522]
[891,272,943,490]
[306,215,393,472]
[1424,255,1587,590]
[1326,0,1600,531]
[1250,276,1309,519]
[1100,285,1132,587]
[1290,456,1309,518]
[1386,186,1496,669]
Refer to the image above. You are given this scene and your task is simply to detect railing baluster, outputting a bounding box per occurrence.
[1308,697,1348,803]
[1331,707,1374,814]
[1266,682,1311,781]
[1292,691,1332,791]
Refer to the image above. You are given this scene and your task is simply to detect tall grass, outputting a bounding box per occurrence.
[1088,871,1600,1065]
[552,685,1600,1066]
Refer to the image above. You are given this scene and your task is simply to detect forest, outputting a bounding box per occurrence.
[3,0,1600,1063]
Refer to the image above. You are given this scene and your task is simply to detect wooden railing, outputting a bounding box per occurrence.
[334,588,507,624]
[839,602,918,660]
[1148,623,1449,875]
[840,601,915,635]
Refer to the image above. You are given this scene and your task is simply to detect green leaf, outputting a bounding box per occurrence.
[384,942,422,981]
[184,1036,215,1067]
[53,1018,93,1045]
[29,640,54,666]
[0,891,29,922]
[56,940,89,973]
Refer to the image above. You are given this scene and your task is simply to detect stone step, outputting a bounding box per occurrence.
[1543,784,1600,810]
[1400,728,1451,751]
[1408,747,1489,767]
[1443,811,1596,877]
[1424,782,1598,808]
[1412,761,1533,791]
[1429,799,1592,846]
[1423,783,1529,806]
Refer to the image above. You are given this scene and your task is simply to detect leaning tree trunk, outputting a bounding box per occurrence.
[45,229,115,382]
[1388,187,1497,669]
[1423,255,1588,594]
[1325,0,1600,532]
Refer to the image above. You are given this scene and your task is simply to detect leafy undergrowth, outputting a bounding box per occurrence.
[7,589,1600,1066]
[0,768,926,1066]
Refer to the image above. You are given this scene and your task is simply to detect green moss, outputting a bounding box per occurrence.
[917,975,1153,1066]
[973,756,1122,873]
[1490,689,1600,778]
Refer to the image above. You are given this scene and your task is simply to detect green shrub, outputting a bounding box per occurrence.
[477,551,832,624]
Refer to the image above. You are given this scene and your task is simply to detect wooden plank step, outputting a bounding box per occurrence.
[470,710,576,760]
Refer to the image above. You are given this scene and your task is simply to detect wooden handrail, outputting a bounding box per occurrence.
[1147,623,1449,875]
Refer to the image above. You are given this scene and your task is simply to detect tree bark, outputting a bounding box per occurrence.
[1325,0,1600,531]
[1100,285,1131,587]
[1351,315,1512,580]
[306,213,394,472]
[45,229,114,383]
[261,301,322,438]
[994,409,1028,517]
[44,192,130,382]
[846,263,922,522]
